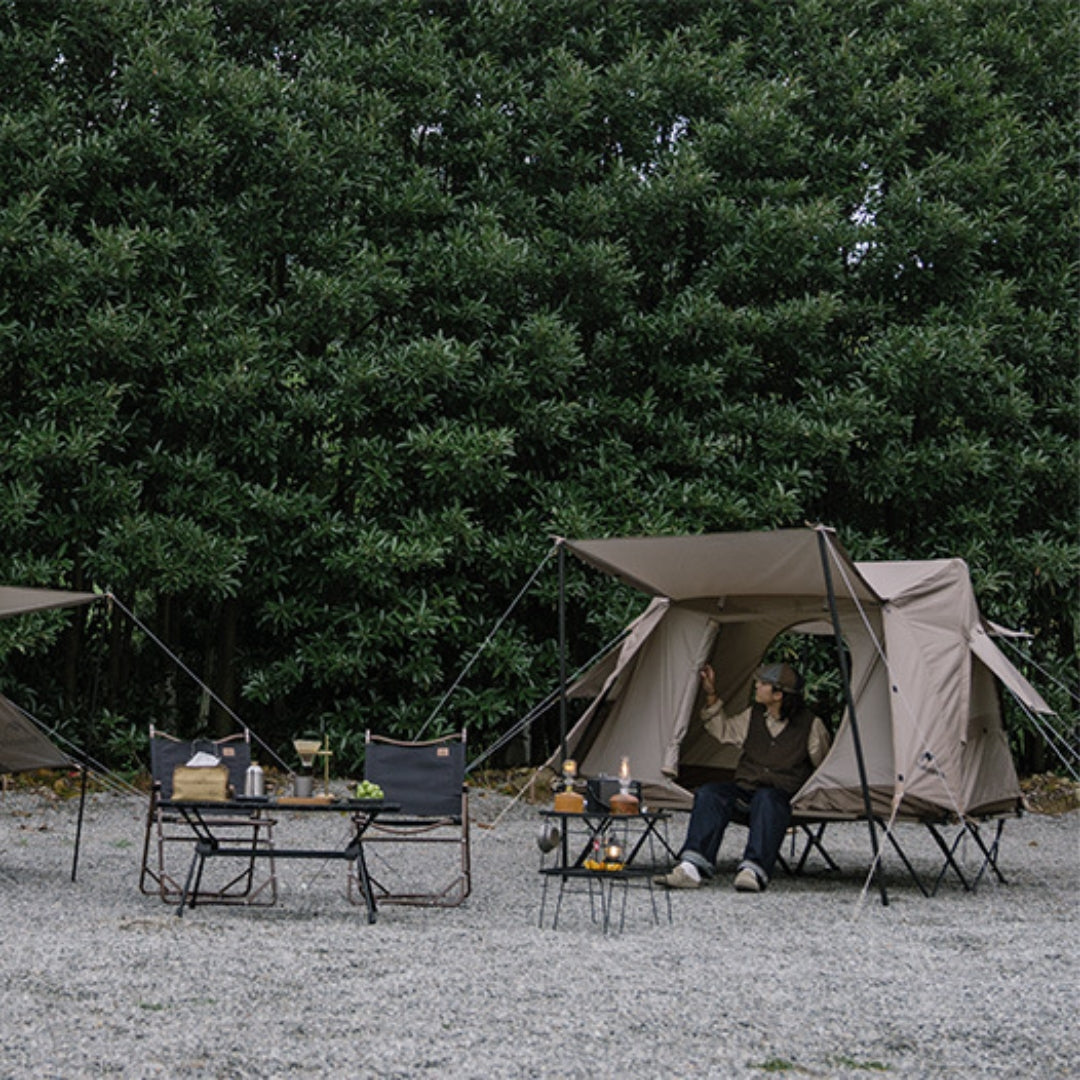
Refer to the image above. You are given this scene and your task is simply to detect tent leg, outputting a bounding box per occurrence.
[816,528,889,906]
[558,541,568,765]
[72,763,88,883]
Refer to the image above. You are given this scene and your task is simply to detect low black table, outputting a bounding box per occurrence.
[160,797,398,923]
[538,807,674,932]
[540,807,676,870]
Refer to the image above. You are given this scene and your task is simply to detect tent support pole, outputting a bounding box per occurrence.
[72,761,88,883]
[817,530,889,906]
[558,542,568,765]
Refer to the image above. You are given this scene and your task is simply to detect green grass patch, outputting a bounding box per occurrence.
[833,1057,891,1071]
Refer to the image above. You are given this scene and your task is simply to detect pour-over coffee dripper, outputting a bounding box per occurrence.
[292,738,322,796]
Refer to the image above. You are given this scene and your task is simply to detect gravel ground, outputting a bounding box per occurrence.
[0,786,1076,1079]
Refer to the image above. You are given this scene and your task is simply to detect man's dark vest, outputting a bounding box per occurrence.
[734,703,816,796]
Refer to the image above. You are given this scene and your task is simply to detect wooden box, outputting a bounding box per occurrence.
[553,790,584,813]
[172,764,229,801]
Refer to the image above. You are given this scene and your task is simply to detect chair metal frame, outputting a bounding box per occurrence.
[139,726,277,906]
[348,729,471,908]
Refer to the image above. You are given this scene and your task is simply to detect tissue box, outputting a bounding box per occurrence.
[172,764,229,801]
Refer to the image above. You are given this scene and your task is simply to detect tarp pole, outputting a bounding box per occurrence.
[71,762,88,883]
[558,541,568,764]
[817,529,889,906]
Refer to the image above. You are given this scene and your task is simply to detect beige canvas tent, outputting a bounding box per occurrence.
[555,527,1051,896]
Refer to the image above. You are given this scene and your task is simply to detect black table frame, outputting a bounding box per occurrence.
[538,808,674,932]
[542,807,676,870]
[160,799,398,923]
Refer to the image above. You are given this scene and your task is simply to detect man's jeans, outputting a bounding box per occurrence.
[679,781,792,882]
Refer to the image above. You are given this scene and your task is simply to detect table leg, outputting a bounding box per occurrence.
[553,875,567,930]
[175,848,203,918]
[538,873,551,929]
[348,840,378,924]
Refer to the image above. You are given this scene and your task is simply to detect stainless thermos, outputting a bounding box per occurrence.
[244,761,264,797]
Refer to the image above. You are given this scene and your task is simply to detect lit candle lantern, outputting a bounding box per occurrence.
[610,755,639,814]
[561,759,578,794]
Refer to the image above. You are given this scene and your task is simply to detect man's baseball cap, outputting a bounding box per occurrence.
[755,662,804,693]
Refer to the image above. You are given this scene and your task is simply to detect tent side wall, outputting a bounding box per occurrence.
[796,559,1026,819]
[0,695,72,773]
[793,614,902,817]
[957,656,1024,816]
[569,605,716,810]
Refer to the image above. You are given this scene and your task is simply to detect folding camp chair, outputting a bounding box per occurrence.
[139,726,277,906]
[348,729,470,908]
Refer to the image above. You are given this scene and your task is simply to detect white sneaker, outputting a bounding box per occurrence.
[734,867,762,892]
[654,862,701,889]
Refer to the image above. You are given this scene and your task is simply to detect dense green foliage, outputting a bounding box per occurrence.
[1,0,1075,773]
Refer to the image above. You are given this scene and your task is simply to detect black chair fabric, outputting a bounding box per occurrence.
[364,739,466,818]
[354,730,470,907]
[149,734,250,800]
[140,728,276,905]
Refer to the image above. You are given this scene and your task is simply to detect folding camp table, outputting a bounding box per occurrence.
[538,808,673,932]
[541,806,674,869]
[161,797,398,923]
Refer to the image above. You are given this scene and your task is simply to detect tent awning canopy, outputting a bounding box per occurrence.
[562,527,880,607]
[0,586,100,620]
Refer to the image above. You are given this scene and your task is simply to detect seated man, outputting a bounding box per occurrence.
[656,661,830,893]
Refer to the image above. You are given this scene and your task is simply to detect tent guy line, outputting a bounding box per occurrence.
[466,623,632,775]
[105,592,291,775]
[416,542,559,743]
[7,697,141,799]
[995,637,1078,780]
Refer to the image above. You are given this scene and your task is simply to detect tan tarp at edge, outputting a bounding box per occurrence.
[0,586,100,619]
[0,588,98,772]
[0,695,72,773]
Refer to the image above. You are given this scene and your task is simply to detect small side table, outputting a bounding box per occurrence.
[537,808,673,933]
